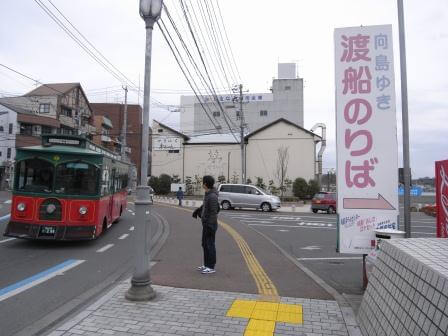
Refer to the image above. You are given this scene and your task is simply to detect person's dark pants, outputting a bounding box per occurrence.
[201,226,217,269]
[178,199,182,206]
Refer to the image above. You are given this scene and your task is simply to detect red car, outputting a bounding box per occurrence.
[311,192,337,214]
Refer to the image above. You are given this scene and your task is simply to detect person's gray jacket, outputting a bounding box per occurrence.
[201,188,219,230]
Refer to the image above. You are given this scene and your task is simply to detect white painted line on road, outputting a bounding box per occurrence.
[0,238,16,244]
[127,209,133,213]
[0,214,10,221]
[241,220,274,224]
[131,213,135,216]
[118,234,129,240]
[146,211,150,214]
[277,230,289,232]
[249,224,336,230]
[129,226,135,231]
[297,257,363,261]
[96,244,114,253]
[0,259,85,302]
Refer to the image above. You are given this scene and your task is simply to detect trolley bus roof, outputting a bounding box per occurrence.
[18,145,102,156]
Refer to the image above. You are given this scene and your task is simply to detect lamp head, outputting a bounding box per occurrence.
[140,0,163,21]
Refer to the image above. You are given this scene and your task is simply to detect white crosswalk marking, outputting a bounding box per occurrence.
[129,226,135,231]
[118,234,129,240]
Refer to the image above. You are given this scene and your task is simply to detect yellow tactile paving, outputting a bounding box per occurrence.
[226,299,303,336]
[276,311,303,324]
[251,309,278,321]
[278,303,303,314]
[245,319,276,333]
[226,300,257,318]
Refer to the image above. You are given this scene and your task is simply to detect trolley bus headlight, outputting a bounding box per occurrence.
[79,206,88,215]
[46,204,56,214]
[17,203,26,212]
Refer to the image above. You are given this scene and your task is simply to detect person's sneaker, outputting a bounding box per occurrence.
[196,265,206,271]
[201,267,216,274]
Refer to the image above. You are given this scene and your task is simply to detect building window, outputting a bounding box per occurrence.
[20,124,33,135]
[9,123,13,134]
[168,150,180,154]
[39,103,50,113]
[0,126,3,132]
[260,110,268,117]
[213,111,220,117]
[61,107,72,117]
[158,129,164,133]
[285,86,291,91]
[7,148,11,159]
[0,151,2,157]
[42,126,52,134]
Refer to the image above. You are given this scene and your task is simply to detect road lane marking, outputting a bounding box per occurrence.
[0,214,11,221]
[96,244,114,252]
[277,230,289,232]
[129,226,135,231]
[241,220,275,224]
[297,257,363,261]
[127,209,133,213]
[118,234,129,240]
[248,224,336,230]
[0,259,85,302]
[0,238,16,244]
[131,213,135,216]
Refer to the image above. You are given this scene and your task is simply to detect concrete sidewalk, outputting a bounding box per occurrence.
[48,282,352,336]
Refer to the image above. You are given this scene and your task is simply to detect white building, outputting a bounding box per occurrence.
[152,119,321,191]
[180,63,304,134]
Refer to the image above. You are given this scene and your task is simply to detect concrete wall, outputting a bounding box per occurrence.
[180,78,304,133]
[358,239,448,336]
[0,105,17,163]
[246,121,316,184]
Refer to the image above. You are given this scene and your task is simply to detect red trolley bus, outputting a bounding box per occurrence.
[4,135,131,240]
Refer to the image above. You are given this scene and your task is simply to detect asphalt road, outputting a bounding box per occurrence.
[0,202,162,336]
[219,208,437,296]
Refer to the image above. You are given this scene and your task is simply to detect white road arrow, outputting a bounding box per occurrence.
[300,246,321,250]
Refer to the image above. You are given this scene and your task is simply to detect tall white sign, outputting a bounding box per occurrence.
[334,25,399,254]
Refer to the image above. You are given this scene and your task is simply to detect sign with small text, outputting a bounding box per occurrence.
[335,25,399,254]
[436,160,448,238]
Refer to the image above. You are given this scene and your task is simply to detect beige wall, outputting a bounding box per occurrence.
[151,120,319,187]
[246,122,316,184]
[151,121,184,179]
[183,144,241,182]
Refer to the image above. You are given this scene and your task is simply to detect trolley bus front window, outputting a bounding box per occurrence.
[16,159,54,193]
[55,162,99,196]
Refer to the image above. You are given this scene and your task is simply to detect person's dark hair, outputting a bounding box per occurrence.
[203,175,215,189]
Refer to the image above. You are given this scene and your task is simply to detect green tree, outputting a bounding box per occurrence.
[218,175,226,184]
[293,178,308,199]
[172,174,181,183]
[246,178,253,185]
[255,177,266,190]
[307,179,320,198]
[158,174,172,195]
[148,176,160,194]
[268,180,279,195]
[185,176,193,195]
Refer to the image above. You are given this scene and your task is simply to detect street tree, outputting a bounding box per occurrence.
[308,179,320,197]
[158,174,172,195]
[255,177,266,190]
[274,146,290,197]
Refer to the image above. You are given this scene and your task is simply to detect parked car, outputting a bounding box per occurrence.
[311,192,337,214]
[218,184,281,212]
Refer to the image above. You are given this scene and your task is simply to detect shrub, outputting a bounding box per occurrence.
[307,179,320,198]
[158,174,172,195]
[293,178,308,199]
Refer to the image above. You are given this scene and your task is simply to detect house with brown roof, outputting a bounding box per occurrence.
[2,83,96,136]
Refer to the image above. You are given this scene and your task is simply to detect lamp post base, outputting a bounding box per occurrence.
[125,283,156,301]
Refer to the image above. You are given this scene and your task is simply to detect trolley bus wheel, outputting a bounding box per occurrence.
[102,218,108,235]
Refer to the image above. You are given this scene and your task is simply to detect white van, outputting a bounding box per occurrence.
[217,184,281,212]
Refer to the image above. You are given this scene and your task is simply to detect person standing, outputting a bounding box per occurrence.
[192,176,219,274]
[176,186,184,206]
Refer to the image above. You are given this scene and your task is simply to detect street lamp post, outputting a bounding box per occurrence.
[125,0,163,302]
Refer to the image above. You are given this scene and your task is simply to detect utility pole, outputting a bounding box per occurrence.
[398,0,411,238]
[121,86,128,161]
[239,84,245,184]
